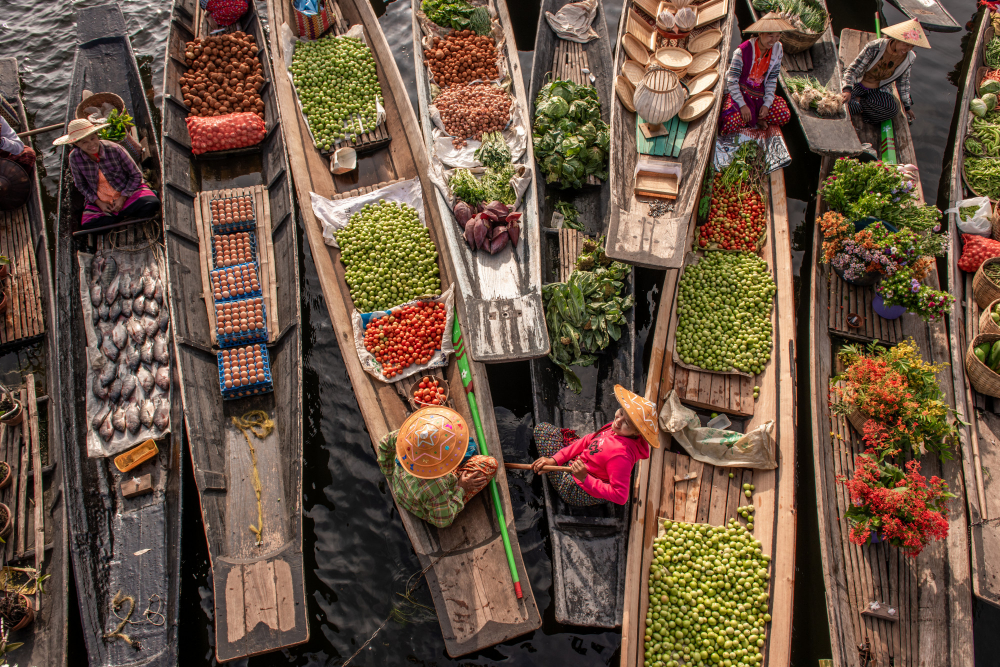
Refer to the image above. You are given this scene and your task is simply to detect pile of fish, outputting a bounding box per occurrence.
[88,253,171,441]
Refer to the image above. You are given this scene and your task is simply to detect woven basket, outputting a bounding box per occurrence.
[845,408,871,437]
[990,199,1000,240]
[678,90,715,122]
[633,64,687,125]
[654,46,692,77]
[687,28,722,53]
[687,48,720,77]
[981,298,1000,335]
[687,69,719,95]
[973,256,1000,309]
[76,92,125,120]
[963,154,994,202]
[966,332,1000,398]
[779,17,830,55]
[616,76,637,112]
[623,60,646,87]
[623,33,651,66]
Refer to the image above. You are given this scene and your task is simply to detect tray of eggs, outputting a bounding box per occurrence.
[210,262,262,302]
[212,230,258,269]
[217,343,272,399]
[215,297,268,346]
[210,194,256,234]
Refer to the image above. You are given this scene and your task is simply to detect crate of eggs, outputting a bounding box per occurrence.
[218,343,273,399]
[210,194,256,234]
[210,262,262,302]
[212,230,258,269]
[215,297,268,346]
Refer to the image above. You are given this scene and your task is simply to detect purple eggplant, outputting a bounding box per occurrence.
[454,201,474,230]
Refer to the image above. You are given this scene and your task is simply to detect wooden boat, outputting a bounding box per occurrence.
[743,0,863,157]
[160,0,307,660]
[944,7,1000,610]
[884,0,960,33]
[618,158,796,665]
[527,0,633,629]
[265,0,542,656]
[0,57,69,667]
[411,0,549,362]
[53,5,182,666]
[807,27,974,667]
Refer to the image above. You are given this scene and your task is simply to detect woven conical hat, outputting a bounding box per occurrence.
[396,406,470,479]
[882,19,931,49]
[614,385,660,448]
[744,12,795,33]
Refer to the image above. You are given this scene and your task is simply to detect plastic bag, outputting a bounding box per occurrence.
[310,177,428,247]
[186,112,266,155]
[658,390,776,469]
[544,0,599,43]
[946,197,992,236]
[958,233,1000,273]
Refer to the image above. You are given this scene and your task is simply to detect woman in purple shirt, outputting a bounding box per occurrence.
[53,118,159,227]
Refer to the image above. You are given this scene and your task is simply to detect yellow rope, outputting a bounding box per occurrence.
[103,590,140,649]
[232,410,274,546]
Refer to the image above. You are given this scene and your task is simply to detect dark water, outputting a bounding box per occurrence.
[0,0,993,665]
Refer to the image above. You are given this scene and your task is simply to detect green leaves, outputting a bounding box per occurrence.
[531,78,609,189]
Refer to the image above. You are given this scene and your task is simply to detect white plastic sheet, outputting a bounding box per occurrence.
[310,176,428,247]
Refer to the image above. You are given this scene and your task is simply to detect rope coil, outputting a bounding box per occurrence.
[232,410,274,546]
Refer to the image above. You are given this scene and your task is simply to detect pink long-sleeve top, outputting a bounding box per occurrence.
[552,424,650,505]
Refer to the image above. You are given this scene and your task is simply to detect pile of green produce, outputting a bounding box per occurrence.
[449,132,515,206]
[973,339,1000,374]
[965,157,1000,200]
[338,201,441,312]
[422,0,491,34]
[752,0,827,32]
[987,36,1000,70]
[532,78,610,189]
[290,36,381,151]
[644,519,771,667]
[543,237,634,393]
[98,108,134,142]
[969,83,999,120]
[555,200,584,231]
[676,252,775,375]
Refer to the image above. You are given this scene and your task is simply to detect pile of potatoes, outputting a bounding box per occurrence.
[180,31,266,119]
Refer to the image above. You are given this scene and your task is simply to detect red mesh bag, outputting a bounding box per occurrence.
[186,112,265,155]
[958,233,1000,273]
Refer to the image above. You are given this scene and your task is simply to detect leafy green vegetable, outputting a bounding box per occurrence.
[422,0,490,34]
[555,200,584,230]
[544,237,633,392]
[532,78,610,189]
[752,0,827,33]
[448,164,515,206]
[960,205,980,222]
[987,36,1000,70]
[449,169,486,205]
[98,108,134,142]
[474,131,511,170]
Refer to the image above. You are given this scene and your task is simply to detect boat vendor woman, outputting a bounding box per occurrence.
[0,114,36,174]
[841,19,930,126]
[376,405,498,529]
[54,118,160,228]
[718,12,795,136]
[531,385,659,506]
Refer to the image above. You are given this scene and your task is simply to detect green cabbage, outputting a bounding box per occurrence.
[531,78,610,188]
[972,98,988,118]
[985,93,998,112]
[983,80,1000,95]
[539,96,569,118]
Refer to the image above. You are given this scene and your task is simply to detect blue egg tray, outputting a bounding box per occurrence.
[210,194,257,234]
[218,345,273,400]
[211,230,259,270]
[210,262,263,303]
[216,301,268,348]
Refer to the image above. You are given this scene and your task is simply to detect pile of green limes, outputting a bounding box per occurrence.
[676,253,775,374]
[290,36,380,150]
[338,201,441,312]
[645,519,771,667]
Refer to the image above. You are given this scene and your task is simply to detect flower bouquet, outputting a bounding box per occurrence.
[874,263,955,322]
[819,158,942,232]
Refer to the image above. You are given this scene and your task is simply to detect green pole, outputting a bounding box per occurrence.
[873,13,900,164]
[451,310,523,599]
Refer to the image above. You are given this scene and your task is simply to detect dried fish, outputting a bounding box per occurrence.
[101,332,119,362]
[152,334,169,365]
[136,366,154,394]
[98,301,110,322]
[108,377,123,404]
[93,375,109,401]
[132,295,145,316]
[112,321,128,349]
[152,398,169,431]
[105,274,120,305]
[131,272,144,298]
[127,318,146,346]
[108,298,122,321]
[142,273,155,298]
[100,411,115,441]
[100,255,118,288]
[142,315,158,338]
[92,404,111,431]
[90,255,105,282]
[139,400,154,429]
[154,365,170,391]
[157,310,169,333]
[117,359,130,380]
[121,297,132,318]
[112,405,127,433]
[140,339,154,365]
[125,402,141,434]
[99,359,117,387]
[125,344,141,372]
[149,261,159,280]
[121,372,136,401]
[144,297,159,318]
[153,279,163,305]
[118,271,133,300]
[90,283,102,307]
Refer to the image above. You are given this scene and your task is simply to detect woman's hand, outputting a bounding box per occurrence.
[569,459,589,482]
[905,108,916,123]
[739,105,752,125]
[530,456,557,473]
[95,199,114,214]
[841,90,852,104]
[757,105,770,129]
[111,194,128,213]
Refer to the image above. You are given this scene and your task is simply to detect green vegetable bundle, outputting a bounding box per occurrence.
[987,36,1000,70]
[555,200,584,231]
[422,0,491,35]
[752,0,827,33]
[543,237,634,393]
[448,164,515,206]
[532,79,610,189]
[98,108,134,142]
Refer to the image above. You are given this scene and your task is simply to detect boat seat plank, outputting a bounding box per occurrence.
[827,276,902,345]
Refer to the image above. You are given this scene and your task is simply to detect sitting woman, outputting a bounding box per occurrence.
[841,19,930,126]
[54,118,160,228]
[0,113,36,174]
[531,385,659,506]
[718,12,794,136]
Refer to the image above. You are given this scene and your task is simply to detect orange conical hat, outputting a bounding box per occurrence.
[614,384,660,448]
[396,406,470,479]
[882,19,931,49]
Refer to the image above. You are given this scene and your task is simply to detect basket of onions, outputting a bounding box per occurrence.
[655,0,698,41]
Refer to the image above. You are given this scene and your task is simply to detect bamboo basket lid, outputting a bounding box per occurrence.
[687,48,720,77]
[687,28,723,53]
[622,60,646,87]
[678,90,716,122]
[616,75,637,112]
[623,34,651,67]
[654,46,692,73]
[686,69,719,95]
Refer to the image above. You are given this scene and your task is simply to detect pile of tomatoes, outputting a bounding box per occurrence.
[698,177,767,252]
[413,377,447,406]
[363,301,448,378]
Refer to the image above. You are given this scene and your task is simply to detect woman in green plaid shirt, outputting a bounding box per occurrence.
[376,406,497,528]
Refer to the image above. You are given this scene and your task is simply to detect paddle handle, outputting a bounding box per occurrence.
[16,123,63,139]
[505,462,573,473]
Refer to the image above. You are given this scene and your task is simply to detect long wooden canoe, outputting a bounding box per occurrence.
[944,7,1000,610]
[884,0,960,33]
[160,0,307,660]
[0,57,69,667]
[265,0,542,656]
[53,5,182,666]
[744,0,863,157]
[807,27,973,667]
[605,0,735,269]
[412,0,549,362]
[527,0,634,629]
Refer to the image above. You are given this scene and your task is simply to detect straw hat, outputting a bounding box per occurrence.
[614,385,660,448]
[396,406,470,479]
[744,12,795,34]
[882,18,931,49]
[52,118,107,146]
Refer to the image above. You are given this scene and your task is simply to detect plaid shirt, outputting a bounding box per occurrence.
[377,430,466,528]
[842,38,914,110]
[69,140,142,203]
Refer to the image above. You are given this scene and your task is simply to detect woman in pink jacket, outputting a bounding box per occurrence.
[531,385,659,506]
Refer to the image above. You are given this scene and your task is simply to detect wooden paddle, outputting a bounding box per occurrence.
[505,462,573,473]
[16,123,63,139]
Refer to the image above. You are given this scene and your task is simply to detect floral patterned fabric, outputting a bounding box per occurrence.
[534,422,604,507]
